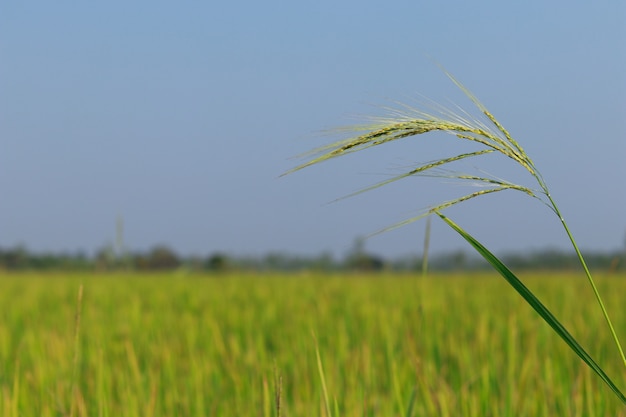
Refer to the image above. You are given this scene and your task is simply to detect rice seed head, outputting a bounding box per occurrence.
[333,149,496,203]
[285,69,549,230]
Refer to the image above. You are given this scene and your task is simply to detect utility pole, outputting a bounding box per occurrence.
[115,214,130,269]
[422,215,431,277]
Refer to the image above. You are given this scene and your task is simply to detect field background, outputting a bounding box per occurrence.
[1,271,625,416]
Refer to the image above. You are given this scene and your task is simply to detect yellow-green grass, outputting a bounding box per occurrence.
[1,271,625,416]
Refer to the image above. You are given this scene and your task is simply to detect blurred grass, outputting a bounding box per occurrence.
[0,271,624,416]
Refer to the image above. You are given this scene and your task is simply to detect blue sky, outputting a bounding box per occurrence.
[1,1,625,258]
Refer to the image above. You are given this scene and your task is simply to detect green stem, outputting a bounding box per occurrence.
[547,193,626,368]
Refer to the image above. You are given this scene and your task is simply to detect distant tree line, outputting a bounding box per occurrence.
[0,244,624,273]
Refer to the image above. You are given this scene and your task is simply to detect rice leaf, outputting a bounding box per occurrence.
[437,211,626,404]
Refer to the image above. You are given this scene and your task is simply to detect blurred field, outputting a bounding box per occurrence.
[0,271,625,416]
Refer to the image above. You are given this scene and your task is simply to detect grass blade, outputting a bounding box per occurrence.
[437,211,626,404]
[404,387,416,417]
[315,341,333,417]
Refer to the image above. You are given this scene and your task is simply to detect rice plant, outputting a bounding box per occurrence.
[285,70,626,403]
[2,272,625,415]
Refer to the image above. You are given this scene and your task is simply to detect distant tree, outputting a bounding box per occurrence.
[345,237,385,271]
[311,251,336,271]
[205,252,231,271]
[345,253,385,271]
[1,245,29,270]
[263,253,285,270]
[145,245,180,270]
[95,244,116,271]
[450,250,467,269]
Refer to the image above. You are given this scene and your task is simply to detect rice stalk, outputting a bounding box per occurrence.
[70,284,84,417]
[285,71,626,402]
[315,339,333,417]
[404,387,417,417]
[274,368,282,417]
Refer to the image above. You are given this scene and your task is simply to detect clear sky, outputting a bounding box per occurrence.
[1,1,625,259]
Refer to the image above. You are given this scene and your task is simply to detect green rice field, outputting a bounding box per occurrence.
[1,271,625,416]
